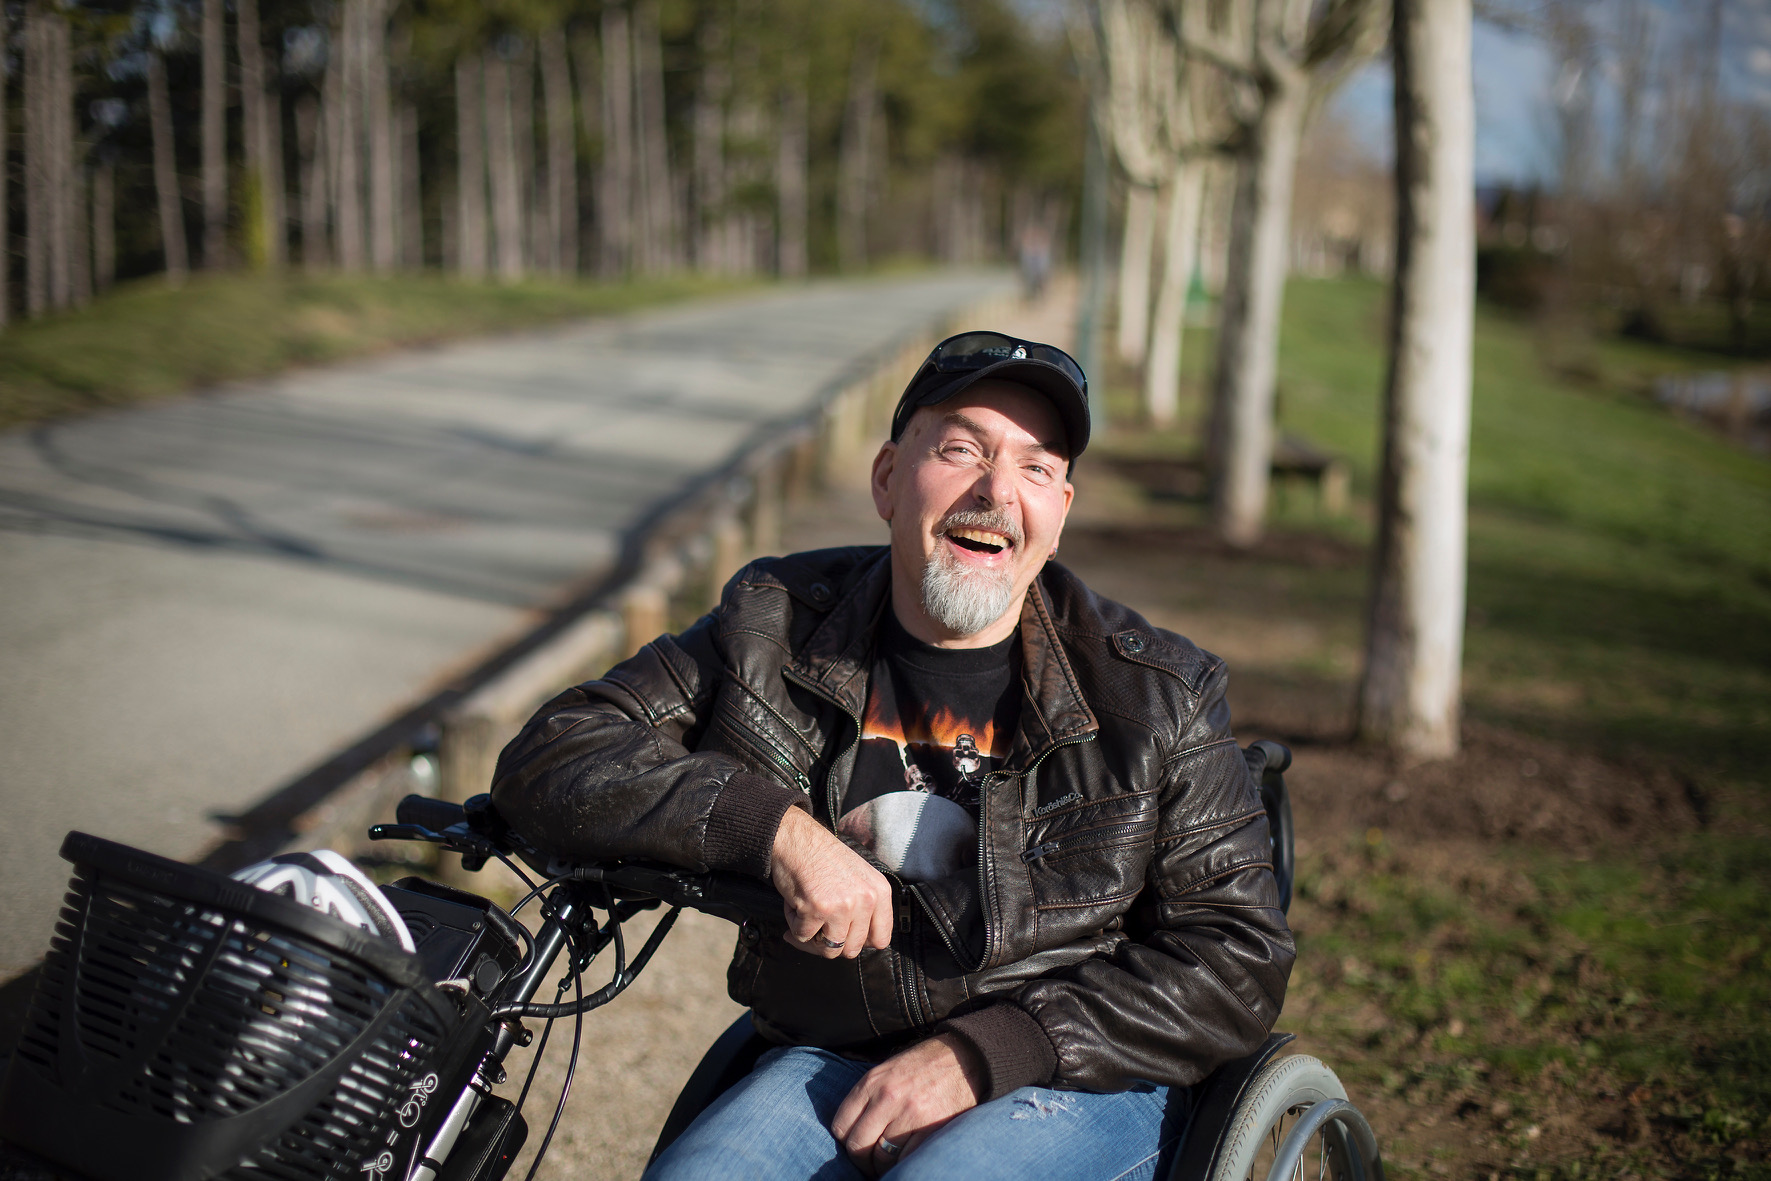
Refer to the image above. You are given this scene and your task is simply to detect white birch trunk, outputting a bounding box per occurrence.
[1211,76,1307,547]
[1358,0,1475,759]
[202,0,226,269]
[295,92,327,270]
[454,55,487,278]
[1144,161,1204,426]
[146,49,189,284]
[539,29,577,276]
[776,72,808,279]
[1116,182,1157,366]
[596,9,634,277]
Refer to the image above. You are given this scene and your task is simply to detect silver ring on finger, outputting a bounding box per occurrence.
[819,935,845,949]
[877,1137,901,1157]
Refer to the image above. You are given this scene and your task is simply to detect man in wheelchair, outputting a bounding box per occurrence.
[492,332,1295,1180]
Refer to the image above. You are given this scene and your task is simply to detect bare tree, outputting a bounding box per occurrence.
[633,0,677,273]
[146,48,189,284]
[93,155,115,292]
[1358,0,1474,758]
[694,12,730,273]
[398,101,421,268]
[238,0,285,267]
[1201,0,1386,547]
[0,10,8,325]
[26,8,76,313]
[329,6,365,271]
[201,0,225,269]
[455,54,488,278]
[295,92,328,270]
[539,28,577,276]
[1116,182,1157,364]
[596,6,634,276]
[365,0,397,273]
[776,65,809,278]
[837,36,878,272]
[484,46,525,281]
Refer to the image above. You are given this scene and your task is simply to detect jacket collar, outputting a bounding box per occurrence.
[788,553,1100,771]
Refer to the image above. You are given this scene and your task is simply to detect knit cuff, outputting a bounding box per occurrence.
[938,1003,1058,1101]
[703,772,810,879]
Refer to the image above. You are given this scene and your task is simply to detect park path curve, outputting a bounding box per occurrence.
[0,270,1009,978]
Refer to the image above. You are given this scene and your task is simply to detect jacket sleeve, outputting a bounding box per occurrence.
[489,610,809,880]
[972,661,1294,1095]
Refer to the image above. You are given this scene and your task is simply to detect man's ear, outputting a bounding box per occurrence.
[870,442,898,523]
[1049,479,1075,558]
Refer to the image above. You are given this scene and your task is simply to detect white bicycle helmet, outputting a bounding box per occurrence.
[232,849,416,953]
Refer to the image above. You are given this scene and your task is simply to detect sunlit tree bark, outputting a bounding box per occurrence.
[454,54,487,278]
[596,6,634,277]
[1357,0,1474,758]
[1115,182,1156,365]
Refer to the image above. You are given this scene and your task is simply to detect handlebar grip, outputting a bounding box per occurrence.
[699,873,787,925]
[396,794,467,833]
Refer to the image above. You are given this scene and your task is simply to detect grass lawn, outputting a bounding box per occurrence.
[1080,278,1771,1179]
[0,270,758,432]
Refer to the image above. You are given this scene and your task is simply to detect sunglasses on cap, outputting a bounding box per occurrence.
[914,332,1089,396]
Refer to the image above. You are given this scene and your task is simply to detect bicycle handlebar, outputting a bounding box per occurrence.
[374,794,785,927]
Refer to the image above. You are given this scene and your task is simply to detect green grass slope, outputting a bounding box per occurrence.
[0,271,755,432]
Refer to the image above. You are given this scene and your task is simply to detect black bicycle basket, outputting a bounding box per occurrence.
[0,832,467,1181]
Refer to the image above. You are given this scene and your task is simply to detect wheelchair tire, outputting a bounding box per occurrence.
[1204,1054,1369,1181]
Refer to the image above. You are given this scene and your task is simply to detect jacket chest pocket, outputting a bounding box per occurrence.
[1020,791,1157,915]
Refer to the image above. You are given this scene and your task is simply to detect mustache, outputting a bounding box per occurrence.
[937,507,1023,548]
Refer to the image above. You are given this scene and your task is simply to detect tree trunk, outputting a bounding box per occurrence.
[24,12,45,316]
[331,2,365,271]
[93,157,114,292]
[539,28,577,276]
[1210,75,1307,548]
[837,37,877,273]
[633,0,676,273]
[1116,181,1157,366]
[596,7,633,277]
[693,15,729,274]
[509,43,537,272]
[484,49,524,281]
[1357,0,1474,759]
[776,71,808,278]
[50,15,73,310]
[146,50,188,285]
[295,92,327,270]
[1197,158,1232,297]
[399,102,421,268]
[454,54,487,278]
[238,0,281,268]
[0,10,9,326]
[1144,161,1204,426]
[202,0,226,269]
[365,0,396,274]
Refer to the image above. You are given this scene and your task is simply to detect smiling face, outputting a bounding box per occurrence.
[870,379,1075,648]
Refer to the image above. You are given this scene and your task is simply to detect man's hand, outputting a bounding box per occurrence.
[770,807,894,959]
[830,1034,985,1176]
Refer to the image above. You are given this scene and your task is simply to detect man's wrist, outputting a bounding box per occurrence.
[937,1003,1058,1102]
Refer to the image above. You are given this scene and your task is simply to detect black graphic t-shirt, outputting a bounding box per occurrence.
[836,611,1021,884]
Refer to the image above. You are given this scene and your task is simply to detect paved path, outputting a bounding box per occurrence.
[0,271,1009,978]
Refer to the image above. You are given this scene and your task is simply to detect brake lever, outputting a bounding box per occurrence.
[369,821,502,870]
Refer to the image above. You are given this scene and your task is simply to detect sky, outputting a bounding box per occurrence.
[1328,0,1771,189]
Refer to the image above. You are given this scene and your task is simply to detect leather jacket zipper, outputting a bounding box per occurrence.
[781,666,862,821]
[1020,819,1148,863]
[735,699,814,796]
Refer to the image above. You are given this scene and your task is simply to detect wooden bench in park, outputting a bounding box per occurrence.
[1105,436,1350,517]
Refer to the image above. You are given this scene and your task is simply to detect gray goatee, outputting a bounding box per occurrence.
[920,508,1023,637]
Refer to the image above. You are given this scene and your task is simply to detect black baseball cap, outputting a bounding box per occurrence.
[890,331,1090,459]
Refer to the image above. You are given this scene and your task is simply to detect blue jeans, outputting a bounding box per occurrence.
[646,1045,1191,1181]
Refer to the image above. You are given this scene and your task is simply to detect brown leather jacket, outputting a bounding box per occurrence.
[492,547,1293,1099]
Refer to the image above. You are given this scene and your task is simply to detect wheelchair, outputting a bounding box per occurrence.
[648,741,1385,1181]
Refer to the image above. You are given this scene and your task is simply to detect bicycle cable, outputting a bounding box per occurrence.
[523,921,587,1181]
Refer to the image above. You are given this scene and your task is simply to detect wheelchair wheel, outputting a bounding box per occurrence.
[1204,1054,1382,1181]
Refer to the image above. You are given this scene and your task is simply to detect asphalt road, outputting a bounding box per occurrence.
[0,270,1009,979]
